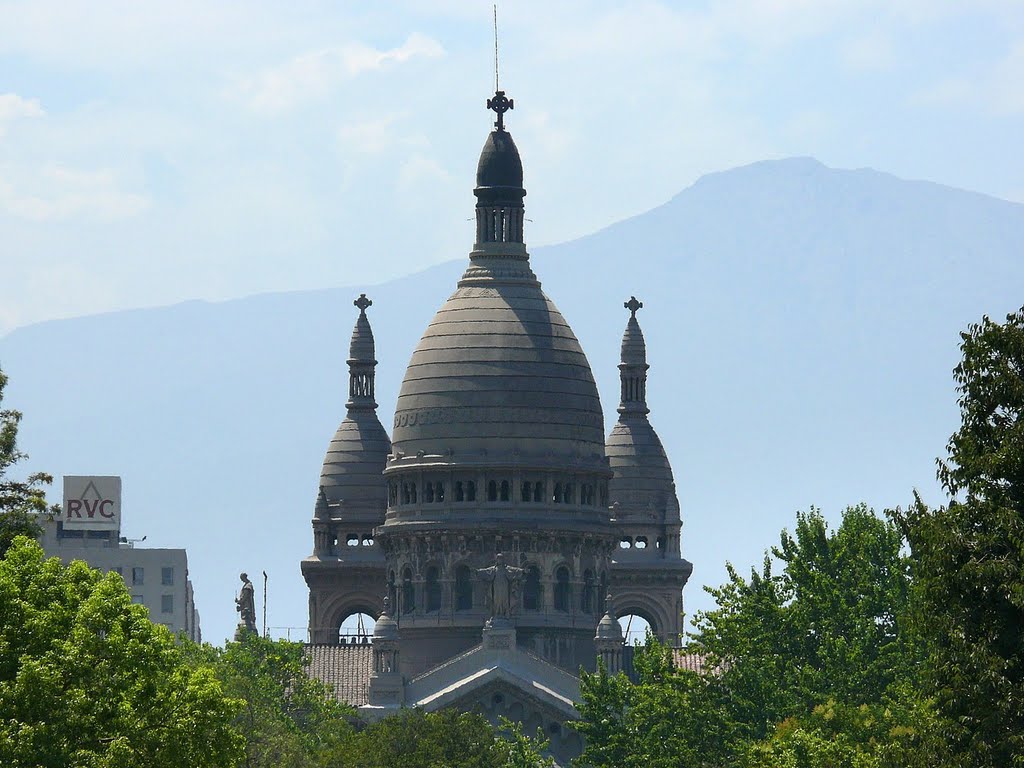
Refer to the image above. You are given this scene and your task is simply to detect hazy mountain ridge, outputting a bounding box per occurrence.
[4,157,1023,644]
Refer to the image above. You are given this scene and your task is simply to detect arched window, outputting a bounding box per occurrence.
[553,483,562,504]
[402,483,410,504]
[424,482,435,503]
[521,481,531,503]
[410,483,417,504]
[500,480,510,501]
[598,573,608,614]
[599,483,608,507]
[436,482,445,502]
[467,481,477,501]
[402,568,415,615]
[488,480,498,502]
[455,481,464,502]
[425,566,441,612]
[388,483,398,505]
[582,570,594,613]
[533,482,543,503]
[554,566,571,612]
[523,566,541,611]
[455,565,473,611]
[563,484,573,504]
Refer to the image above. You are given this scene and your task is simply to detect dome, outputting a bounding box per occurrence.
[320,296,391,509]
[391,280,606,468]
[476,130,524,189]
[320,417,391,505]
[606,418,677,511]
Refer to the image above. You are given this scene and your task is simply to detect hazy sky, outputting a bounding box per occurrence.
[1,0,1022,334]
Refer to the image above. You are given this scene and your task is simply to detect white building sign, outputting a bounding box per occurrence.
[63,476,122,531]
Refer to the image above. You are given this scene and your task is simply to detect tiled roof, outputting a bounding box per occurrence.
[305,643,373,706]
[671,649,708,675]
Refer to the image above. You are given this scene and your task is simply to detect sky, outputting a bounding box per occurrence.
[1,1,1023,336]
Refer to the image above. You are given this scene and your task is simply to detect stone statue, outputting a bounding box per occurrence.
[476,553,524,622]
[235,572,257,637]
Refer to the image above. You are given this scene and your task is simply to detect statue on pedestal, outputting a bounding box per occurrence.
[476,553,524,624]
[234,572,257,639]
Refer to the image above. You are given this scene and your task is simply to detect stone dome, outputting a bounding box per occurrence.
[606,418,677,513]
[391,280,606,468]
[320,297,391,509]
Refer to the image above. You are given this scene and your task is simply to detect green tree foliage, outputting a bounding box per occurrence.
[0,367,53,556]
[900,306,1024,766]
[184,634,356,768]
[575,505,926,766]
[343,708,550,768]
[0,537,244,768]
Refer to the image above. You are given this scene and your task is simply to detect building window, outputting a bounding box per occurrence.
[161,594,174,613]
[425,482,435,503]
[553,483,562,504]
[455,481,464,502]
[467,481,476,502]
[500,480,510,501]
[436,482,445,502]
[487,480,497,502]
[554,566,571,612]
[533,482,543,503]
[132,567,144,586]
[402,568,415,615]
[426,566,441,612]
[582,570,594,614]
[131,594,144,604]
[521,481,531,503]
[455,565,473,610]
[523,566,541,611]
[162,567,174,586]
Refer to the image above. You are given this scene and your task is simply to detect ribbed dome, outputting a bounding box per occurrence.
[476,130,523,189]
[607,418,677,512]
[391,281,606,467]
[320,416,391,505]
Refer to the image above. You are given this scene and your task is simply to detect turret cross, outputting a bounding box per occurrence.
[354,294,372,314]
[486,90,514,131]
[624,296,643,318]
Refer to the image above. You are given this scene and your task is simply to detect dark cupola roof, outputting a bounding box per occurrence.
[319,295,391,510]
[476,129,524,190]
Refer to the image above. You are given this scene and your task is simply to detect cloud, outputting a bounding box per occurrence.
[912,39,1024,115]
[0,93,44,137]
[0,166,149,221]
[238,33,445,113]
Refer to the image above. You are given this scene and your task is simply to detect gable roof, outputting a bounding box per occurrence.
[305,643,373,706]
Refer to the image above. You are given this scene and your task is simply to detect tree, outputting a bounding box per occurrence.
[0,367,53,556]
[574,505,925,766]
[0,537,244,767]
[345,708,516,768]
[184,634,356,768]
[900,306,1024,766]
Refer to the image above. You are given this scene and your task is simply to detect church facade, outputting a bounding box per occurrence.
[301,90,691,761]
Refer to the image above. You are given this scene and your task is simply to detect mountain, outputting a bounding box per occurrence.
[3,157,1023,645]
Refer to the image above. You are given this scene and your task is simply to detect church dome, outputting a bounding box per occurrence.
[390,103,604,471]
[320,296,391,510]
[391,281,606,466]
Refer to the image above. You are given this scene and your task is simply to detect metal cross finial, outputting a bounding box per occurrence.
[624,296,643,318]
[487,90,513,131]
[354,294,372,314]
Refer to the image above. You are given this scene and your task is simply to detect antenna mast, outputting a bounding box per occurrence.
[493,4,500,91]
